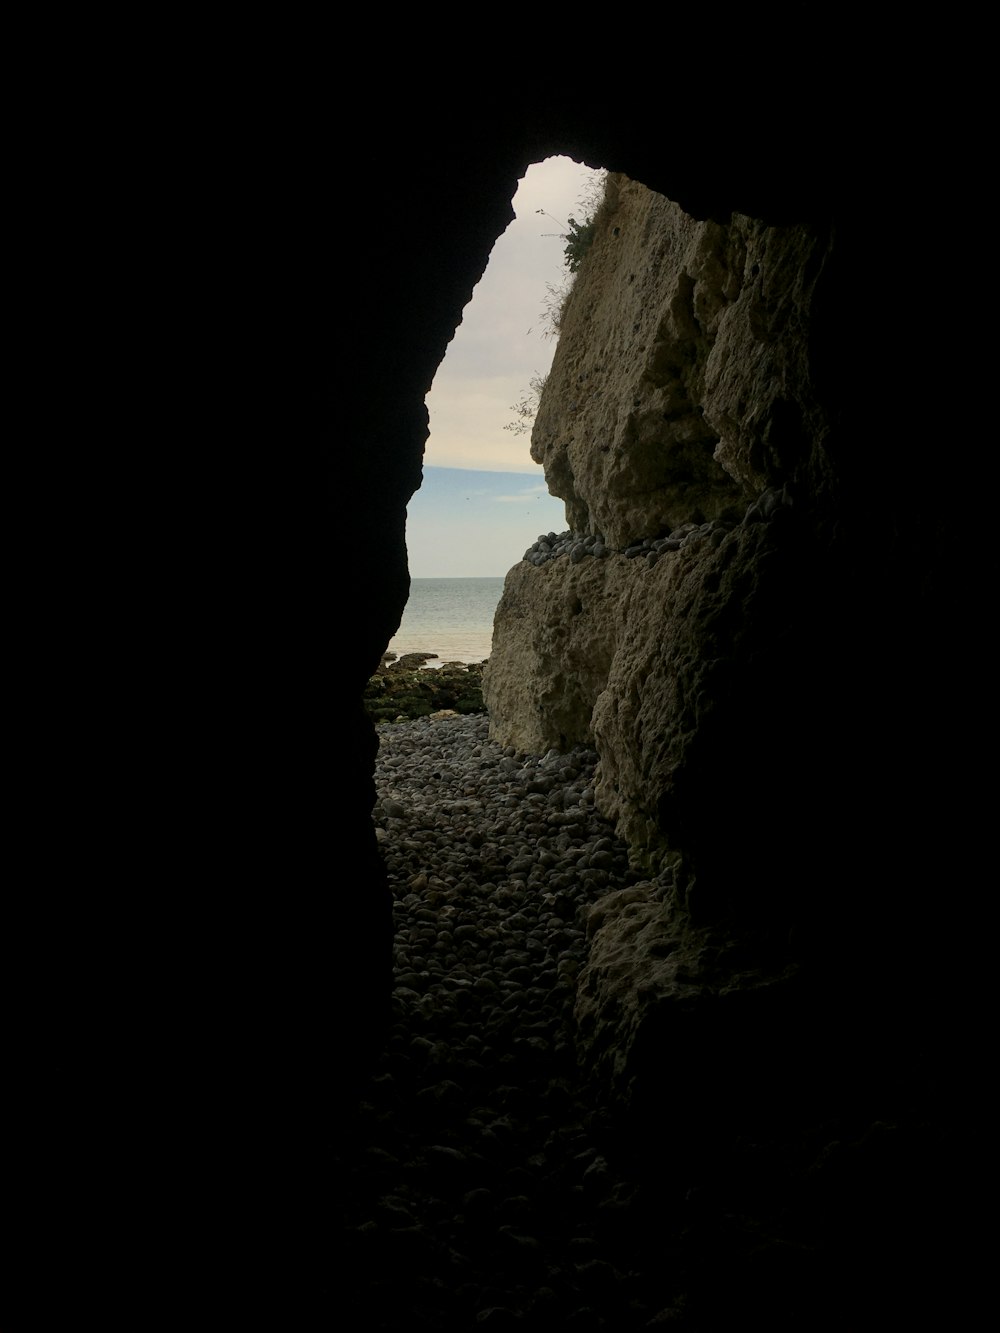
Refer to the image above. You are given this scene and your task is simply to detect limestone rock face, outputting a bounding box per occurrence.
[486,175,838,899]
[590,515,809,868]
[573,873,838,1179]
[530,176,833,550]
[480,168,962,1291]
[574,879,713,1097]
[482,554,626,755]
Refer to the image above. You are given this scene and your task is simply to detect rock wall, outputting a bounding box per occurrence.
[531,177,834,539]
[477,555,619,755]
[486,177,853,899]
[483,171,959,1132]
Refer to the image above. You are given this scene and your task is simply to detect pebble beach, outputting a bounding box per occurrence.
[331,708,952,1331]
[334,711,659,1330]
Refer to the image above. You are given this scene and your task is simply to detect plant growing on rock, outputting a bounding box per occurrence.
[505,171,609,437]
[561,212,598,273]
[504,372,548,437]
[536,168,607,273]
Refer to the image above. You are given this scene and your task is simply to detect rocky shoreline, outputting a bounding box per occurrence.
[365,653,486,724]
[332,711,954,1330]
[337,712,659,1329]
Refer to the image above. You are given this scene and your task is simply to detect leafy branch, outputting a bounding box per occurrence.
[535,203,599,274]
[504,373,547,436]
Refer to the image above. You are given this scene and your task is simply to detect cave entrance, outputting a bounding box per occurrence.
[384,157,605,671]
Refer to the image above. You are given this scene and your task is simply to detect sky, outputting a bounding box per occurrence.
[405,467,568,578]
[406,156,603,577]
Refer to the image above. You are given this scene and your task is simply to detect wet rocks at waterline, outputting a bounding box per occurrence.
[365,655,486,724]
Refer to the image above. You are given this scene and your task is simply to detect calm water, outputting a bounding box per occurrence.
[386,577,505,666]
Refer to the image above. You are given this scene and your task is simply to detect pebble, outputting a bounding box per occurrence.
[334,713,654,1329]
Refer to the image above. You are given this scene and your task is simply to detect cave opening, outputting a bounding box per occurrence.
[351,133,962,1329]
[383,157,602,668]
[354,160,698,1333]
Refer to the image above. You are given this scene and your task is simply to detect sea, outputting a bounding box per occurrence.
[386,577,505,666]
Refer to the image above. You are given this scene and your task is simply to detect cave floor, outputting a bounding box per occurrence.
[325,717,960,1330]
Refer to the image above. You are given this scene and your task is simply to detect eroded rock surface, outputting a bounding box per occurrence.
[485,175,837,898]
[483,173,922,1209]
[530,176,832,548]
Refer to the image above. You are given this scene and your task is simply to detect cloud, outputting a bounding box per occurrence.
[401,157,600,572]
[423,155,602,475]
[494,483,551,503]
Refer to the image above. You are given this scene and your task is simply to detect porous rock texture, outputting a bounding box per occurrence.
[477,555,620,755]
[486,176,837,867]
[481,171,968,1312]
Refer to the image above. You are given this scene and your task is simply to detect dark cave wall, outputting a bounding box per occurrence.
[20,38,979,1325]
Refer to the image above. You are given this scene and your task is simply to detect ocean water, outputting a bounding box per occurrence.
[386,577,505,666]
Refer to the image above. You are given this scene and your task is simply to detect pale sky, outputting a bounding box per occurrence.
[424,155,601,472]
[405,467,568,577]
[406,156,602,576]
